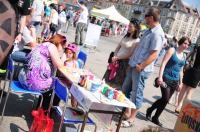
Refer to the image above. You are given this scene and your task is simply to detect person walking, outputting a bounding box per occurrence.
[175,45,200,113]
[48,3,59,38]
[103,18,140,89]
[58,4,66,34]
[18,34,66,110]
[65,6,74,33]
[75,0,88,46]
[146,37,190,126]
[121,7,165,127]
[31,0,44,35]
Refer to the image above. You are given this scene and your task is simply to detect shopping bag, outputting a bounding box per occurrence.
[29,107,54,132]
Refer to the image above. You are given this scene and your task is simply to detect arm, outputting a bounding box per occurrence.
[137,33,164,71]
[48,44,64,69]
[157,48,174,84]
[177,67,184,91]
[136,50,159,72]
[114,43,121,55]
[15,16,26,42]
[76,0,84,9]
[48,10,54,25]
[31,1,36,17]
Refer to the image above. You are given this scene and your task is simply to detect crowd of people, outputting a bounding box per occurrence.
[104,7,200,128]
[0,0,200,131]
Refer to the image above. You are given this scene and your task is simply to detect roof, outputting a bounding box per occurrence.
[162,0,200,15]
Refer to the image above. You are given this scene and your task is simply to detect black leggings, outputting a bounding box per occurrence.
[148,78,178,119]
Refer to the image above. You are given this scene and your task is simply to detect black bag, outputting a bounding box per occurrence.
[184,47,197,71]
[108,51,114,63]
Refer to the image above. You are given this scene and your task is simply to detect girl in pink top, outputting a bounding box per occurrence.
[64,43,79,68]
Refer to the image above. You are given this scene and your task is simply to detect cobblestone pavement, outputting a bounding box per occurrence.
[0,27,199,132]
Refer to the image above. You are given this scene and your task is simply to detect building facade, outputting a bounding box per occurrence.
[98,0,200,43]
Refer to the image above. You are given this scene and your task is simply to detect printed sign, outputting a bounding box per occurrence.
[84,23,102,48]
[174,100,200,132]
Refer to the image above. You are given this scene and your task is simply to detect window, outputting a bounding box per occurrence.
[184,15,189,22]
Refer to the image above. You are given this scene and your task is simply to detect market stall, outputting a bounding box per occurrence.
[58,66,136,132]
[91,5,130,25]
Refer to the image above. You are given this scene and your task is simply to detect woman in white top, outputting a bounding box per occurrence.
[48,3,58,38]
[103,18,140,89]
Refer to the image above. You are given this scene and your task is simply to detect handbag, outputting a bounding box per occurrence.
[29,107,54,132]
[108,51,114,63]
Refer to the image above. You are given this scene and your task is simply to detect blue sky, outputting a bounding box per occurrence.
[160,0,200,9]
[182,0,200,9]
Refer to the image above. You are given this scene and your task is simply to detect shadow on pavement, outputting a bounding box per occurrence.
[0,93,37,129]
[143,98,153,105]
[137,112,148,121]
[10,123,28,132]
[152,95,161,100]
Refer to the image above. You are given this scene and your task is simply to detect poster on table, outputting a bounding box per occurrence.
[84,23,102,48]
[174,100,200,132]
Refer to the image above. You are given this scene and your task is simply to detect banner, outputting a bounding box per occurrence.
[84,23,102,48]
[174,100,200,132]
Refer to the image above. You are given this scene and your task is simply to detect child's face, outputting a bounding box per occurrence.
[66,49,74,59]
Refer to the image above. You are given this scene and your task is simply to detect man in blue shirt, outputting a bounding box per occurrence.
[121,7,165,127]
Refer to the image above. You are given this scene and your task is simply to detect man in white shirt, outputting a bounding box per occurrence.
[31,0,44,35]
[75,0,88,46]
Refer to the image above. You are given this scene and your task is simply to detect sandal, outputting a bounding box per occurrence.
[121,120,134,128]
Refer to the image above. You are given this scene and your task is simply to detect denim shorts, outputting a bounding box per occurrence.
[122,67,151,109]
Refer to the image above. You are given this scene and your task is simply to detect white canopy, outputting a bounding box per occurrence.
[91,5,130,25]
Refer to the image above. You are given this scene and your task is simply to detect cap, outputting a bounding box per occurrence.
[66,43,78,53]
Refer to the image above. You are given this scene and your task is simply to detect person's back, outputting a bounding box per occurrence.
[32,0,44,22]
[18,42,54,91]
[77,5,88,24]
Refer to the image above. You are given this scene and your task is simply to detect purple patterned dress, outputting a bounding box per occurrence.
[18,42,54,91]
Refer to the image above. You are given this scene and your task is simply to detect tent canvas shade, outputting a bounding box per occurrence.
[91,5,130,25]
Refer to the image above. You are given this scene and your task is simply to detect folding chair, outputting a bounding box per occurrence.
[0,56,53,123]
[49,78,97,132]
[77,50,87,69]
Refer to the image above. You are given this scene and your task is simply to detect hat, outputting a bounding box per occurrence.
[66,43,78,53]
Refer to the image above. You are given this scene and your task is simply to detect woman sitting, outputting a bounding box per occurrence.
[18,34,66,109]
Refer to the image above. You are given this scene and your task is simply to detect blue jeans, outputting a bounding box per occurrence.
[122,67,151,109]
[11,49,30,64]
[32,21,41,35]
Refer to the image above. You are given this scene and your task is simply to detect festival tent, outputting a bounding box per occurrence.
[91,5,130,25]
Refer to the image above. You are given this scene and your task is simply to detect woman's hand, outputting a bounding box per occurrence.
[157,77,163,86]
[112,56,119,62]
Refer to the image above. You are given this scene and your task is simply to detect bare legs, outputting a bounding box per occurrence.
[175,84,195,111]
[125,108,138,122]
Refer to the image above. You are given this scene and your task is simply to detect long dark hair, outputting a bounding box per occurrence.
[124,18,140,39]
[178,36,191,46]
[49,3,57,11]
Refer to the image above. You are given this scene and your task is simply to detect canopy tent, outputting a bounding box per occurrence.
[91,5,130,25]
